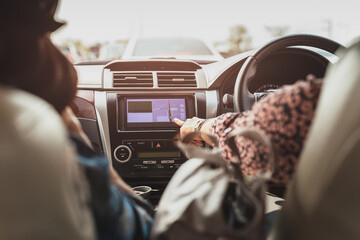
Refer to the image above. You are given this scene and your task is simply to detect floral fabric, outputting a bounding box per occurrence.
[212,78,322,184]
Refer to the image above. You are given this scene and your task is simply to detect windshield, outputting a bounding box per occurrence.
[53,0,360,62]
[132,38,213,56]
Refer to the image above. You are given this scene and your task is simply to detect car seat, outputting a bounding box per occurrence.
[0,87,96,240]
[269,42,360,239]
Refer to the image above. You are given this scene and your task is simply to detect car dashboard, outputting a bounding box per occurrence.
[72,43,336,200]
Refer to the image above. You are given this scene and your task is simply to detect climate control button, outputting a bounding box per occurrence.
[114,145,132,163]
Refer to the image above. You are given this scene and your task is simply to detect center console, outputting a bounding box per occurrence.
[78,60,209,203]
[107,93,197,182]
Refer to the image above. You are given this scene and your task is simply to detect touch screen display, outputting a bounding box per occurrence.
[127,98,186,123]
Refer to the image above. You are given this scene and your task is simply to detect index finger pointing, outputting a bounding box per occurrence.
[174,118,184,127]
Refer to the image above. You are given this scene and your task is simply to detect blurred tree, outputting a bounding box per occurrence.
[60,39,89,62]
[228,25,252,53]
[265,26,289,37]
[72,40,89,52]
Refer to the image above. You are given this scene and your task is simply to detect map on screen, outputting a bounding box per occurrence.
[127,98,186,123]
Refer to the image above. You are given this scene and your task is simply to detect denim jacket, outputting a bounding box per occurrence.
[70,134,154,240]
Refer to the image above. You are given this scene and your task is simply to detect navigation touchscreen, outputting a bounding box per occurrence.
[126,98,187,123]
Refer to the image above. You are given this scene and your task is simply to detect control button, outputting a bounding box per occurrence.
[134,141,151,150]
[114,145,132,163]
[124,141,135,151]
[152,141,163,149]
[143,160,157,165]
[161,160,175,164]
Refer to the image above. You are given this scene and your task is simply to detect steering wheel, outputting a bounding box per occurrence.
[233,34,345,112]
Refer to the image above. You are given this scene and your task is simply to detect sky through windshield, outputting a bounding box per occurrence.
[52,0,360,62]
[54,0,360,46]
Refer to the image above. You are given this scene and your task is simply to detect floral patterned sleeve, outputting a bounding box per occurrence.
[211,77,323,185]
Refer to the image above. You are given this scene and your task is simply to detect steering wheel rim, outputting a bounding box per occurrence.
[233,34,345,112]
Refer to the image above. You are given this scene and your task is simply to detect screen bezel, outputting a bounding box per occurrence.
[117,95,195,130]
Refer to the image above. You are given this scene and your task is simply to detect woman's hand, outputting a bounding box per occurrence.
[174,117,203,138]
[174,117,215,146]
[61,106,93,149]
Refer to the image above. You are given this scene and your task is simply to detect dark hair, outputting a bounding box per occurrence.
[0,34,77,113]
[0,0,65,36]
[0,0,75,113]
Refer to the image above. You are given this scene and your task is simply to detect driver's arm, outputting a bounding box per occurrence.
[176,75,323,185]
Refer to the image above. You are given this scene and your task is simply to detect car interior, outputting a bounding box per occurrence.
[2,0,360,238]
[71,34,341,201]
[62,34,360,238]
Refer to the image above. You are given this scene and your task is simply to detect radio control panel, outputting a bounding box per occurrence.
[112,139,186,178]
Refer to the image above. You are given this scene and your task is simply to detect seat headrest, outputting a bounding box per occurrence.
[270,42,360,239]
[0,87,96,239]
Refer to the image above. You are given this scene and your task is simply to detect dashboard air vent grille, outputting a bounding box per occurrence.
[157,72,197,87]
[113,72,153,87]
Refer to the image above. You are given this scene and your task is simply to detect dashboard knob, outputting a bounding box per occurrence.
[222,93,234,108]
[114,145,132,163]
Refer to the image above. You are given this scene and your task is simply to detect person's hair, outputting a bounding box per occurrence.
[0,0,76,113]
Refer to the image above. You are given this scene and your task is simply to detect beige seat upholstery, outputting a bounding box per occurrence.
[270,42,360,239]
[0,87,96,240]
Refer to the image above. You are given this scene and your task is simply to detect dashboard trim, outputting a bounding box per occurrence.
[94,91,112,159]
[205,90,219,118]
[103,69,112,89]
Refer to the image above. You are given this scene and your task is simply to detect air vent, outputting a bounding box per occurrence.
[157,72,197,87]
[113,72,153,87]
